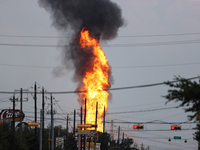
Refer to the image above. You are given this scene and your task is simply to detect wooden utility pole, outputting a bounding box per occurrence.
[66,115,69,150]
[42,87,45,149]
[12,95,16,132]
[20,88,22,141]
[94,102,98,150]
[122,132,124,150]
[103,106,105,133]
[84,98,87,150]
[51,94,54,150]
[40,109,43,150]
[80,107,83,150]
[73,109,76,150]
[34,82,37,148]
[12,95,15,150]
[118,126,120,150]
[103,106,105,148]
[111,120,114,147]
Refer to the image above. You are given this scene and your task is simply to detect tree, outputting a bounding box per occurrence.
[164,76,200,121]
[163,76,200,148]
[97,132,111,150]
[0,121,29,150]
[119,137,134,150]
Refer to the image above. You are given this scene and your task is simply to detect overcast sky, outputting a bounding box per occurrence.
[0,0,200,149]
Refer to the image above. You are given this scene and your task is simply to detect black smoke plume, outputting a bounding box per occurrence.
[38,0,124,99]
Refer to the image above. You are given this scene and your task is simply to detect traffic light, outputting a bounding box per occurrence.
[185,139,187,143]
[171,125,181,130]
[28,122,39,127]
[168,138,171,142]
[77,124,97,128]
[133,124,144,130]
[48,139,52,142]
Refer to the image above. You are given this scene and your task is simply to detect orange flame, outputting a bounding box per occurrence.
[79,28,110,132]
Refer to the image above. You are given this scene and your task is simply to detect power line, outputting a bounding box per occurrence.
[0,61,200,69]
[1,39,200,47]
[1,32,200,38]
[0,76,199,94]
[109,101,165,110]
[105,120,197,124]
[108,76,199,91]
[106,129,196,131]
[107,106,177,114]
[113,62,200,69]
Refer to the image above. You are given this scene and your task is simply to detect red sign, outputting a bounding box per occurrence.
[0,109,25,121]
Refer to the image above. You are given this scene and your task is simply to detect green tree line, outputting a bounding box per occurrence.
[0,121,137,150]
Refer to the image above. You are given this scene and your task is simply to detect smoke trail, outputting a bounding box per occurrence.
[38,0,124,95]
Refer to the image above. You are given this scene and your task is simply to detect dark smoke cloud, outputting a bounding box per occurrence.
[38,0,124,96]
[38,0,124,40]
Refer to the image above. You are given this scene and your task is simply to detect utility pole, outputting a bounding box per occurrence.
[94,102,98,150]
[12,95,16,150]
[84,98,87,150]
[40,109,43,150]
[118,126,120,150]
[20,88,22,141]
[10,89,28,147]
[103,106,105,133]
[141,143,144,150]
[42,87,45,149]
[111,120,113,147]
[34,82,37,148]
[66,115,69,150]
[122,132,124,150]
[73,109,76,150]
[51,94,54,150]
[102,106,105,150]
[80,107,83,150]
[12,95,16,132]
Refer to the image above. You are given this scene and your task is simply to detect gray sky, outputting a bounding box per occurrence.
[0,0,200,149]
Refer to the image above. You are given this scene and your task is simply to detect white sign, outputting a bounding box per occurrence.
[56,137,64,148]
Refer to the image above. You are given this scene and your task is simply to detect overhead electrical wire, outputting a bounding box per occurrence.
[105,120,197,124]
[1,39,200,47]
[0,76,199,94]
[0,61,200,69]
[1,32,200,38]
[106,129,196,132]
[107,106,177,115]
[109,101,165,110]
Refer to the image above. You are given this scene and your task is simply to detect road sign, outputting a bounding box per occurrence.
[78,130,91,134]
[28,122,39,127]
[174,136,181,140]
[77,124,97,128]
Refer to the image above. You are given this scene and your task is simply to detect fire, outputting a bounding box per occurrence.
[79,28,110,132]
